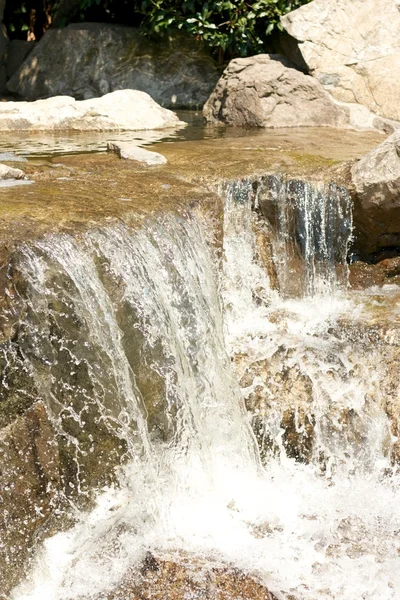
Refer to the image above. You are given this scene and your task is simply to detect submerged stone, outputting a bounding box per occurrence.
[107,141,167,165]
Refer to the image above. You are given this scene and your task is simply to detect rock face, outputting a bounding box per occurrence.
[281,0,400,122]
[107,141,167,165]
[0,403,61,592]
[351,130,400,256]
[0,90,185,132]
[7,23,219,109]
[204,54,356,129]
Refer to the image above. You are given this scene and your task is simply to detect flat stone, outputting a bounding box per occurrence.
[107,141,167,165]
[0,163,25,179]
[0,90,185,132]
[281,0,400,122]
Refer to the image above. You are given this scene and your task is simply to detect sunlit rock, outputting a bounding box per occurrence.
[0,163,25,179]
[281,0,400,123]
[0,90,185,132]
[204,54,351,128]
[203,54,393,131]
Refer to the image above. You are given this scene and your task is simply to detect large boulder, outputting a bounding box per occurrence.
[281,0,400,122]
[351,130,400,256]
[7,23,219,109]
[203,54,381,129]
[0,0,8,92]
[6,39,35,79]
[0,89,185,132]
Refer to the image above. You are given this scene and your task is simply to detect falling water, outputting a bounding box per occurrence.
[256,175,353,297]
[8,177,400,600]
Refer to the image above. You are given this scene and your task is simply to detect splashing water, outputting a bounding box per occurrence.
[9,178,400,600]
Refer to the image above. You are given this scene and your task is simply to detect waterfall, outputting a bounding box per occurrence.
[9,179,400,600]
[255,175,353,297]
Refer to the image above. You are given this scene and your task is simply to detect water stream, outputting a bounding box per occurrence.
[8,177,400,600]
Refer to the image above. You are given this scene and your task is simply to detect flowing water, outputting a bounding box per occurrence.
[8,177,400,600]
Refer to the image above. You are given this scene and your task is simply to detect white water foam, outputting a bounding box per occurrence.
[10,181,400,600]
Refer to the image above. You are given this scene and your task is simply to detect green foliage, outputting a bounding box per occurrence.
[66,0,312,58]
[137,0,310,58]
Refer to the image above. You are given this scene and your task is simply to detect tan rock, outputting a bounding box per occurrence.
[203,54,392,131]
[282,0,400,122]
[351,130,400,255]
[203,54,351,128]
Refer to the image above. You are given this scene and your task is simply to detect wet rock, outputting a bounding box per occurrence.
[100,554,278,600]
[203,54,351,128]
[107,142,167,166]
[281,0,400,123]
[0,90,185,132]
[349,257,400,289]
[350,129,400,256]
[0,402,61,594]
[238,349,315,463]
[7,23,219,109]
[349,262,386,289]
[0,163,25,179]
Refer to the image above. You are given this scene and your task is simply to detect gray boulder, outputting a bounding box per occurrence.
[7,23,219,109]
[6,39,35,79]
[0,0,8,93]
[204,54,354,128]
[351,130,400,256]
[107,141,167,165]
[281,0,400,122]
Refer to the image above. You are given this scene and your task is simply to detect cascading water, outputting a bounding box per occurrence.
[255,175,353,298]
[8,176,400,600]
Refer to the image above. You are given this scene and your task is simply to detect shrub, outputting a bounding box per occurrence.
[137,0,311,59]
